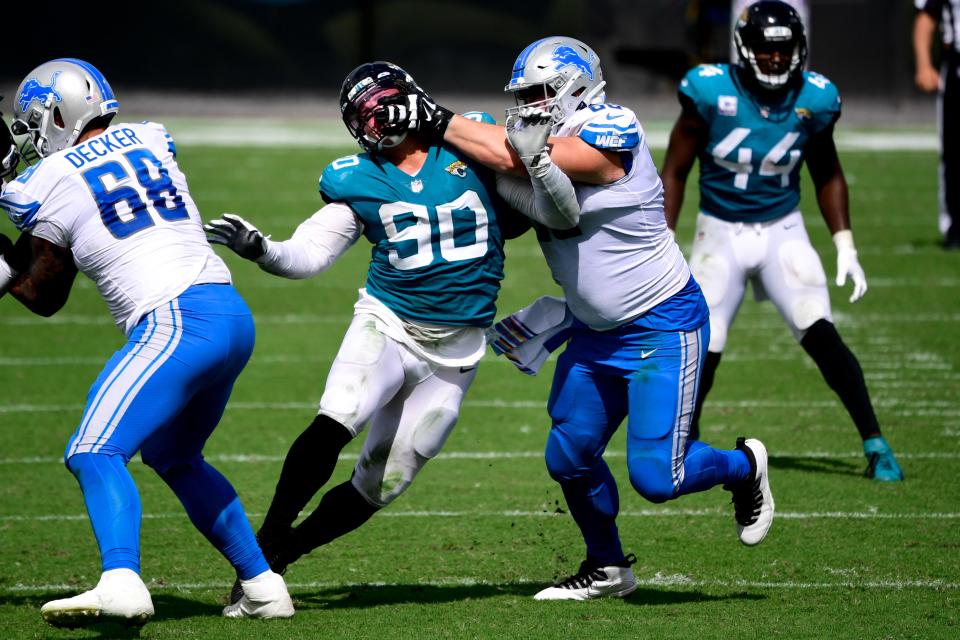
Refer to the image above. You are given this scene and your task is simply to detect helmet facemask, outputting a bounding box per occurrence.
[504,37,606,127]
[0,115,20,183]
[734,1,807,91]
[340,63,418,153]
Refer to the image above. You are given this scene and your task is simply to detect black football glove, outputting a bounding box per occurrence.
[375,89,454,143]
[204,213,268,261]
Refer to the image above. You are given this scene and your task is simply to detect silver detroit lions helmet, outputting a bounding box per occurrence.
[12,58,119,159]
[505,36,606,124]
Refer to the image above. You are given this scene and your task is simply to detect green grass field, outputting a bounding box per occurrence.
[0,142,957,639]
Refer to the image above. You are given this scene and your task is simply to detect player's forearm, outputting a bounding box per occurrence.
[256,204,360,279]
[913,13,938,72]
[496,173,580,230]
[444,116,526,175]
[9,270,75,316]
[815,172,851,235]
[661,173,687,230]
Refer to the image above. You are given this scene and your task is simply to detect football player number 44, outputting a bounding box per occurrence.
[713,127,801,189]
[379,190,489,269]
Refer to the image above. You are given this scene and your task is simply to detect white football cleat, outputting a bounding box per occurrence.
[726,437,775,546]
[534,554,638,601]
[40,568,154,628]
[222,570,294,619]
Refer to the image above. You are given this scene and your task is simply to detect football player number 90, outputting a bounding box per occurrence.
[378,190,489,269]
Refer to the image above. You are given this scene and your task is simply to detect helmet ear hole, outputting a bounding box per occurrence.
[53,107,65,129]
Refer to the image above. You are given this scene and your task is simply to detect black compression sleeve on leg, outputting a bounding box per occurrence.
[800,319,880,441]
[690,351,722,441]
[259,414,354,539]
[288,481,380,556]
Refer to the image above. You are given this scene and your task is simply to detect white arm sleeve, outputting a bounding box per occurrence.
[255,201,363,279]
[495,163,580,230]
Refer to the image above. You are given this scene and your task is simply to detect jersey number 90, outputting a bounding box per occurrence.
[379,190,489,269]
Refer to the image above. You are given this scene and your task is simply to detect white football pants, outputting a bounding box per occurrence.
[688,210,832,352]
[317,314,476,507]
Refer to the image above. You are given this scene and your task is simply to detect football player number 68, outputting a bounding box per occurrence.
[378,190,489,269]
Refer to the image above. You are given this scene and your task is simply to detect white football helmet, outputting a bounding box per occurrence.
[11,58,119,159]
[504,36,606,124]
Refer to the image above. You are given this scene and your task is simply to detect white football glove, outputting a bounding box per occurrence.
[505,107,555,178]
[204,213,268,261]
[833,229,867,303]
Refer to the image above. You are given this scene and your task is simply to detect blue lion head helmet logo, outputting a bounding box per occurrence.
[17,72,63,113]
[551,45,594,80]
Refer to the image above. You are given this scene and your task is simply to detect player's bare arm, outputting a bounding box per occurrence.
[444,116,623,185]
[913,11,941,92]
[7,233,78,316]
[661,102,708,230]
[805,124,851,235]
[806,123,866,302]
[444,116,526,175]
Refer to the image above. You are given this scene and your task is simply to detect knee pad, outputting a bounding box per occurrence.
[351,444,419,508]
[320,320,390,430]
[412,405,458,459]
[777,240,830,333]
[544,427,601,482]
[627,456,676,504]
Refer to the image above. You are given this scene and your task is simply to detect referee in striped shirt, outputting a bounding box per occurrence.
[914,0,960,249]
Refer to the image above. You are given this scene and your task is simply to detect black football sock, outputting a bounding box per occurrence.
[288,481,380,557]
[800,319,881,441]
[690,351,722,441]
[258,414,354,541]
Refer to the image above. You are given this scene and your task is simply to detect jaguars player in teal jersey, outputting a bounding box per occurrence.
[205,62,528,594]
[661,0,903,481]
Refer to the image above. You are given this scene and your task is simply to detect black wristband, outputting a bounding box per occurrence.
[425,105,454,143]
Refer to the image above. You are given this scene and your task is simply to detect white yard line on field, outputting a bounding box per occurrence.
[0,449,956,466]
[3,398,958,418]
[4,311,960,329]
[1,508,958,524]
[2,575,958,594]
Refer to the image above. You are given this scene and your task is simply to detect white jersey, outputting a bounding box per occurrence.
[0,121,230,335]
[545,105,690,330]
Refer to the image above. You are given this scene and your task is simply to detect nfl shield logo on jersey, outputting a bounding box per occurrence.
[718,95,738,117]
[410,179,424,193]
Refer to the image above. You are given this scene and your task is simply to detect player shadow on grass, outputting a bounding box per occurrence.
[294,583,761,609]
[0,592,220,638]
[768,453,863,477]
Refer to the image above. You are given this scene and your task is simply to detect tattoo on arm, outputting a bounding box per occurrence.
[9,235,78,316]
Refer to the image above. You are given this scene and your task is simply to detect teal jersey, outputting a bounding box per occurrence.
[679,64,841,222]
[319,114,506,327]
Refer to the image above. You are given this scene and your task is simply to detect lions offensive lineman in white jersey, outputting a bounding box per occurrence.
[376,36,775,601]
[0,59,293,627]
